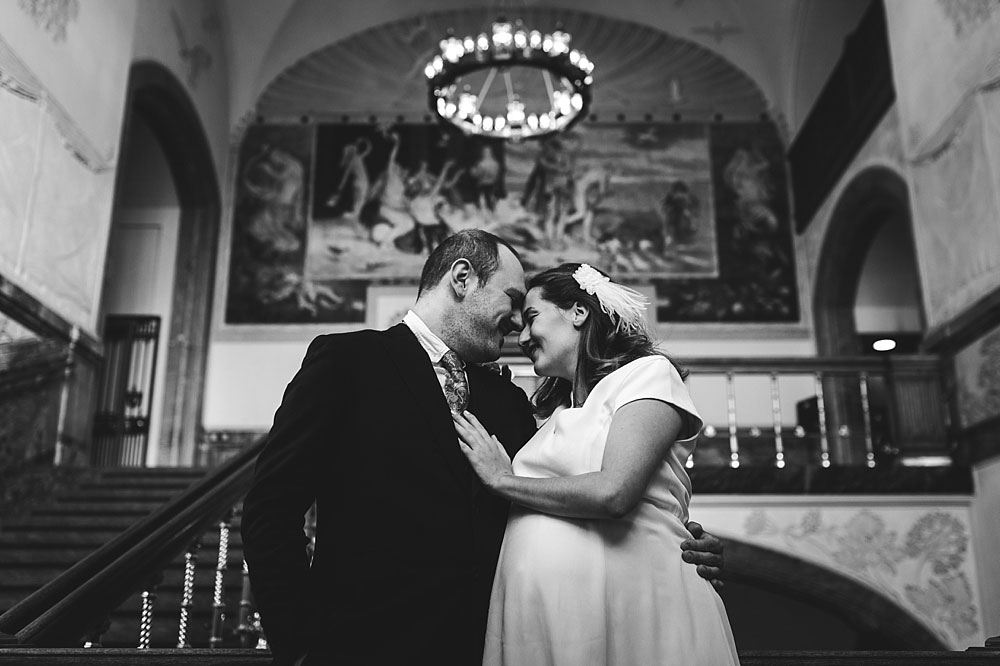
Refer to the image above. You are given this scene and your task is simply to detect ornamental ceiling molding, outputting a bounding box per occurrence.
[255,7,770,124]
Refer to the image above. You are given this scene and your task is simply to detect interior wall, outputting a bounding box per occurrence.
[131,0,231,186]
[102,115,181,466]
[0,2,136,333]
[853,214,923,334]
[971,456,1000,640]
[883,0,1000,333]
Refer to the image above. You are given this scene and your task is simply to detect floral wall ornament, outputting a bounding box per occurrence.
[937,0,1000,36]
[17,0,79,42]
[170,9,213,89]
[738,506,980,645]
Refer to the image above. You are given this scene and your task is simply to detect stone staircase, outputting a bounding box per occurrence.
[0,468,247,648]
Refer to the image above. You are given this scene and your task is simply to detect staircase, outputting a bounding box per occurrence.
[0,468,247,648]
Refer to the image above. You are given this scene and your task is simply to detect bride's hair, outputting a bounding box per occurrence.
[526,263,686,418]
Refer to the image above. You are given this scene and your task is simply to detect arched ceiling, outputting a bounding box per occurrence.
[222,0,873,140]
[256,7,769,123]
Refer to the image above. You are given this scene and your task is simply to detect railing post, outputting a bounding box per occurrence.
[859,371,876,468]
[237,559,254,648]
[53,325,79,466]
[814,372,830,468]
[210,513,233,647]
[725,372,739,468]
[769,372,784,468]
[177,543,199,648]
[137,573,160,650]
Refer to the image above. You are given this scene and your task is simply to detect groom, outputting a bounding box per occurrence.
[242,230,724,666]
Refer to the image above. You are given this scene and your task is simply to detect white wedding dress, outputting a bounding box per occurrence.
[484,355,739,666]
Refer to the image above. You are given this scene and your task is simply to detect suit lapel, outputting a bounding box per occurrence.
[381,324,478,497]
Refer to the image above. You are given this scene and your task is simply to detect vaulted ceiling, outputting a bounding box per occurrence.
[221,0,873,140]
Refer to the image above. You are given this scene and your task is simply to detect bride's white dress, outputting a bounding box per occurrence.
[484,355,739,666]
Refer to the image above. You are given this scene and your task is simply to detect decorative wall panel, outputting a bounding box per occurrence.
[691,496,985,649]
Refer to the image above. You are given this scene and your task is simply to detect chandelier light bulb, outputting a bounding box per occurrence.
[541,35,553,53]
[514,30,528,49]
[494,115,506,130]
[424,63,436,79]
[459,93,477,118]
[483,116,494,131]
[551,30,570,55]
[442,37,464,63]
[477,33,489,51]
[507,100,526,124]
[527,113,538,129]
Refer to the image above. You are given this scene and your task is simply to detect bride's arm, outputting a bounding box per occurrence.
[453,399,683,519]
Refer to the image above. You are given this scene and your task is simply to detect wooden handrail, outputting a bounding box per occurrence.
[0,438,266,646]
[680,354,941,374]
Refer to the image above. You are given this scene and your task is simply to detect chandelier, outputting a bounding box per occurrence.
[425,18,594,141]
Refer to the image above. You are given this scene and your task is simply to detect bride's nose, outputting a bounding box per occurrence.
[517,326,531,347]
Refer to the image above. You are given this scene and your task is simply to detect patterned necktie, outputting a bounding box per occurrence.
[438,350,469,413]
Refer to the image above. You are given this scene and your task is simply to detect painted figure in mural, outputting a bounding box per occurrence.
[661,180,700,248]
[521,136,573,229]
[369,132,416,248]
[327,137,373,228]
[242,144,305,256]
[723,146,778,236]
[242,231,725,666]
[554,164,612,245]
[470,143,502,212]
[453,262,738,666]
[408,161,456,254]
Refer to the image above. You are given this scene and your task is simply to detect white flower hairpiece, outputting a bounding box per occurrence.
[572,264,649,334]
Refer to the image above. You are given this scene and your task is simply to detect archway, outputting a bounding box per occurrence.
[813,166,923,357]
[726,539,947,649]
[100,61,220,466]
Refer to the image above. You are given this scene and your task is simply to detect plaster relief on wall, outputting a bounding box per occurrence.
[0,86,42,273]
[938,0,1000,36]
[17,0,79,42]
[909,87,1000,329]
[954,322,1000,427]
[170,8,213,89]
[744,508,979,644]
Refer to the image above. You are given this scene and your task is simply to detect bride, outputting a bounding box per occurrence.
[453,263,739,666]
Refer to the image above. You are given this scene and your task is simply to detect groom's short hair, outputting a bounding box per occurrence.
[418,230,521,296]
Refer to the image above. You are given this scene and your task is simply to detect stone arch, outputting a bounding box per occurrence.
[106,60,221,465]
[727,538,947,649]
[813,166,923,356]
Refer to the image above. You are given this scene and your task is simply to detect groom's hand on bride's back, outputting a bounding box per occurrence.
[681,520,724,592]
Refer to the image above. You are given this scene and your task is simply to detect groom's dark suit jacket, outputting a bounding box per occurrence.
[242,324,537,665]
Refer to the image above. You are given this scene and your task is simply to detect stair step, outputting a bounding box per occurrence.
[0,531,123,546]
[78,481,196,491]
[1,515,148,530]
[60,489,183,502]
[0,649,271,664]
[31,502,165,516]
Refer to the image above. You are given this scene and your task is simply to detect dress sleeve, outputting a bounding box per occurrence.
[612,356,704,444]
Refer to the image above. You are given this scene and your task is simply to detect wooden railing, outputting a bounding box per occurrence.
[507,354,951,471]
[0,439,265,647]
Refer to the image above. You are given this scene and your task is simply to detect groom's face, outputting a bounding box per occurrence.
[454,246,526,363]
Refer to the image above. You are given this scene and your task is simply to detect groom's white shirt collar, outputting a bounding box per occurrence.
[402,310,463,367]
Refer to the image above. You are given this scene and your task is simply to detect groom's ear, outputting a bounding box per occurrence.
[448,258,477,299]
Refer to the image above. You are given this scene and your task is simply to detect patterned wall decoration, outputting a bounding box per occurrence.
[17,0,79,42]
[954,321,1000,428]
[690,498,984,648]
[225,120,797,325]
[937,0,1000,36]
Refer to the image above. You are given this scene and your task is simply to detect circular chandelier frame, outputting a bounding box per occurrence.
[425,19,594,141]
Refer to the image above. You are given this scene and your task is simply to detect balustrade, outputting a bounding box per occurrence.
[509,354,951,470]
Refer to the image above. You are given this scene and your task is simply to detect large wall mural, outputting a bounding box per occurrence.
[225,120,797,325]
